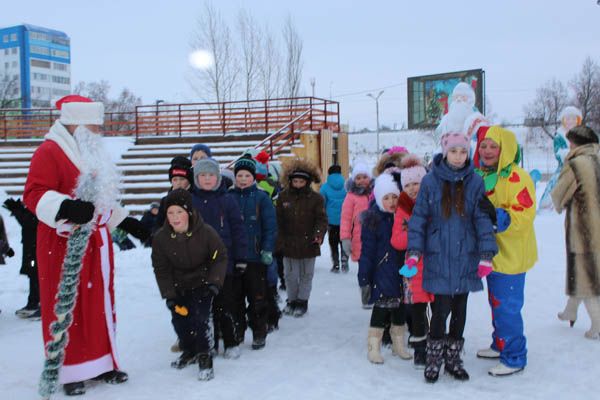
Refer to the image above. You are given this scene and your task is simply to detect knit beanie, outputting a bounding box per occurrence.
[351,161,371,180]
[194,157,222,190]
[169,156,193,185]
[190,143,212,159]
[566,126,599,146]
[289,169,312,182]
[374,173,400,212]
[400,154,427,189]
[328,165,342,175]
[441,132,470,157]
[164,189,193,217]
[254,151,270,180]
[234,155,257,179]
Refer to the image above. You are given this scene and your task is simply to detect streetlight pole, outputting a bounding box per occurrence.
[367,90,384,153]
[155,99,164,135]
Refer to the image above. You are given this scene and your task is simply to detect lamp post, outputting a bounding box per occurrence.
[155,99,164,135]
[367,90,384,153]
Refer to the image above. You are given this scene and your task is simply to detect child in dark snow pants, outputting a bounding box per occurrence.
[320,165,348,273]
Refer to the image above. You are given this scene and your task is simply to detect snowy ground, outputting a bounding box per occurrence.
[0,206,597,400]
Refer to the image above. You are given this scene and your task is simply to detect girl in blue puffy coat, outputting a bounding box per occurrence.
[358,173,412,365]
[406,133,497,383]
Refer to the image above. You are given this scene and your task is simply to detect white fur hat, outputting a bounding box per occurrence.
[374,173,400,212]
[351,161,372,179]
[57,95,104,126]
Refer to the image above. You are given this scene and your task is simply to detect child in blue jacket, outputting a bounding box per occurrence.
[406,132,497,383]
[320,165,348,273]
[229,156,277,350]
[359,173,412,365]
[192,157,248,359]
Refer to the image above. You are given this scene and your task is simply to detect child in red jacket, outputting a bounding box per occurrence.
[391,155,433,369]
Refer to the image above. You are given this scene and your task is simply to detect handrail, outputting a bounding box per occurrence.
[225,108,311,169]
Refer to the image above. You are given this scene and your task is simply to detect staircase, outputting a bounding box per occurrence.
[0,133,297,216]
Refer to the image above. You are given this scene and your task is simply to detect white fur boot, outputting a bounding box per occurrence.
[390,324,412,360]
[367,327,384,364]
[583,297,600,340]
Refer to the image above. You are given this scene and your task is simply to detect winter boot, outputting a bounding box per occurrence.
[93,370,129,384]
[412,338,427,369]
[63,382,85,396]
[283,300,296,316]
[477,347,500,359]
[198,354,214,381]
[367,327,385,364]
[488,362,524,377]
[223,345,241,359]
[26,307,41,320]
[558,296,582,327]
[252,335,266,350]
[424,338,445,383]
[171,352,198,369]
[341,259,349,273]
[444,338,469,381]
[390,324,412,360]
[330,264,340,273]
[293,300,308,317]
[15,303,39,318]
[583,297,600,340]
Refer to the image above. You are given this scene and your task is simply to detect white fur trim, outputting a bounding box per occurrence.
[60,102,104,126]
[59,353,114,384]
[45,121,82,170]
[99,227,120,369]
[35,190,71,229]
[106,205,128,231]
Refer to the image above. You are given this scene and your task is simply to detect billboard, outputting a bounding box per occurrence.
[407,69,485,129]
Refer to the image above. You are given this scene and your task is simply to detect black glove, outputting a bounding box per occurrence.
[200,284,219,298]
[5,247,14,258]
[118,217,151,242]
[2,198,21,213]
[234,261,248,274]
[56,199,95,224]
[479,196,497,227]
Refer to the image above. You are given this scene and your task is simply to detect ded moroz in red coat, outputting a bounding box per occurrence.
[23,121,128,384]
[390,191,434,304]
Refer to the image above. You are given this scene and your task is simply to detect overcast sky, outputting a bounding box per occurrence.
[2,0,599,130]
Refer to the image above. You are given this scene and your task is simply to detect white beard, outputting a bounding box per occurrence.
[73,126,121,216]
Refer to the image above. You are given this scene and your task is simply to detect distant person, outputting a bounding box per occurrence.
[320,165,348,273]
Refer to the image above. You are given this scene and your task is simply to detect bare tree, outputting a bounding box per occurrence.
[238,9,262,101]
[74,80,111,106]
[259,25,283,99]
[571,56,600,130]
[523,78,568,139]
[282,15,304,100]
[189,2,238,103]
[0,73,20,108]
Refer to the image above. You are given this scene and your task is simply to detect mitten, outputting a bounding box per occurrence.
[56,199,95,224]
[341,239,351,256]
[496,208,511,233]
[166,299,188,316]
[118,217,151,241]
[260,250,273,265]
[2,198,20,212]
[477,260,493,278]
[360,285,371,306]
[6,247,15,258]
[399,256,418,278]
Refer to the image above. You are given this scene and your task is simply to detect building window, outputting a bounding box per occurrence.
[52,76,70,84]
[3,49,7,55]
[10,33,17,41]
[31,59,51,68]
[52,88,70,96]
[11,61,17,68]
[11,47,17,55]
[2,35,8,43]
[30,32,49,42]
[53,62,68,71]
[52,37,69,46]
[51,49,69,58]
[30,45,50,56]
[4,62,8,69]
[33,73,49,81]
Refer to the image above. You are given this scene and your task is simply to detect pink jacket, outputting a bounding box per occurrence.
[340,178,373,261]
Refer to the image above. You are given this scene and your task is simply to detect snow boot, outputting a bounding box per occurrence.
[26,307,41,320]
[424,338,445,383]
[488,363,524,377]
[477,347,500,359]
[223,345,241,359]
[283,300,296,316]
[390,324,412,360]
[93,370,129,384]
[341,257,349,273]
[63,382,85,396]
[411,338,427,369]
[330,264,340,273]
[583,296,600,340]
[444,338,469,381]
[15,304,39,319]
[171,352,198,369]
[367,327,385,364]
[558,296,581,327]
[252,335,266,350]
[198,354,214,381]
[293,300,308,317]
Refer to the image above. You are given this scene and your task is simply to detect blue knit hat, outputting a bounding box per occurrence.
[190,143,212,159]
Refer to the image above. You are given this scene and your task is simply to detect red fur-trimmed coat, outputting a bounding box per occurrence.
[391,192,434,304]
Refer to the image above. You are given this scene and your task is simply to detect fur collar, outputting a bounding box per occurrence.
[45,121,82,170]
[345,177,374,195]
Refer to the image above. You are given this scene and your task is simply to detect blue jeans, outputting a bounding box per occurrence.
[487,272,527,368]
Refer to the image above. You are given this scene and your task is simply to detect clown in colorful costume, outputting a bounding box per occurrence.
[474,126,538,376]
[539,106,582,211]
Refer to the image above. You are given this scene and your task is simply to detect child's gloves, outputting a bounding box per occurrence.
[360,285,371,306]
[477,260,493,278]
[399,256,419,278]
[341,239,351,256]
[260,250,273,265]
[118,217,151,242]
[166,298,188,316]
[496,208,511,233]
